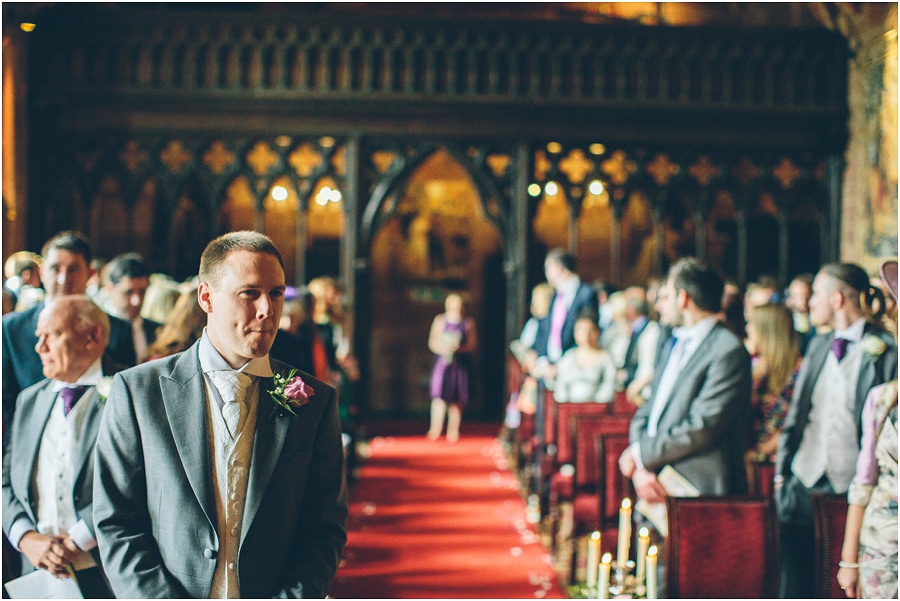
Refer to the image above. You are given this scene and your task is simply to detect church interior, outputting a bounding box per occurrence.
[2,2,897,598]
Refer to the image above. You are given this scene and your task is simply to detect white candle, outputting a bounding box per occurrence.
[635,526,650,584]
[586,531,601,587]
[598,552,612,599]
[617,498,632,568]
[646,545,658,599]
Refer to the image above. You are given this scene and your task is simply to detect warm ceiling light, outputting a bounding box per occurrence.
[588,180,604,195]
[589,143,606,155]
[527,183,542,197]
[546,142,562,154]
[319,136,336,148]
[20,22,36,32]
[544,181,559,196]
[271,185,289,201]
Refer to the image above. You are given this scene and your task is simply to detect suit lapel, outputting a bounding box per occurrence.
[19,384,57,515]
[72,389,104,483]
[242,374,290,543]
[161,347,216,526]
[855,324,882,416]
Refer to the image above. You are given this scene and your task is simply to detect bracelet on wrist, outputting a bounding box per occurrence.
[838,561,859,569]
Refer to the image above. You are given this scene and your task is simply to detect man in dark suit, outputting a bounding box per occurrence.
[619,257,752,498]
[2,232,136,426]
[3,296,120,597]
[93,231,347,598]
[103,252,161,364]
[531,248,598,379]
[775,263,897,598]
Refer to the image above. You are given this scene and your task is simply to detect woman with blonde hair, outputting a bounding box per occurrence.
[427,292,477,442]
[145,286,206,361]
[745,302,802,464]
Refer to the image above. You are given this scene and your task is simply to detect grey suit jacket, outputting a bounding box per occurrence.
[775,323,898,486]
[629,321,752,495]
[93,342,348,599]
[2,359,120,573]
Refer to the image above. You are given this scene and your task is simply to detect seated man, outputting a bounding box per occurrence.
[2,295,121,597]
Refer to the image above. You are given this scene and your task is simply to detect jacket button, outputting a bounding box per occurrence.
[203,549,215,559]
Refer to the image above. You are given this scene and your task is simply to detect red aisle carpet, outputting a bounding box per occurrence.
[328,423,566,599]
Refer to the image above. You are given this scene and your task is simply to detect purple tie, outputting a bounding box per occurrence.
[60,385,88,416]
[832,337,849,362]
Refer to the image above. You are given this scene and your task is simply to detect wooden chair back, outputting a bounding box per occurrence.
[572,414,631,489]
[665,495,779,598]
[745,459,775,497]
[597,432,633,527]
[554,401,614,465]
[811,491,849,599]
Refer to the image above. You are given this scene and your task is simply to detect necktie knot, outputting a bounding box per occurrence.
[207,371,254,437]
[60,385,89,416]
[832,337,850,362]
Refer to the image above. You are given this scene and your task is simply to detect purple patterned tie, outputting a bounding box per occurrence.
[60,385,88,416]
[831,337,849,362]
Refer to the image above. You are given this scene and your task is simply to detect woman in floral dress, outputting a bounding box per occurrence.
[838,260,899,599]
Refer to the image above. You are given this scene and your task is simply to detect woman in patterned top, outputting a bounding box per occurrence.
[744,302,801,464]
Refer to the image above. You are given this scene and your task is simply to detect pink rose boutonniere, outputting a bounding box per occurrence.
[269,369,315,417]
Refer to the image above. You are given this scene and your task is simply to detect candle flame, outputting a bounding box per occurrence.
[590,531,601,541]
[648,545,658,558]
[622,498,631,509]
[639,527,649,537]
[601,552,612,564]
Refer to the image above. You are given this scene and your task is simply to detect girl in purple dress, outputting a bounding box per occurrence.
[426,293,477,442]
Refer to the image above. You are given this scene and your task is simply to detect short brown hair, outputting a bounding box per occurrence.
[198,231,284,285]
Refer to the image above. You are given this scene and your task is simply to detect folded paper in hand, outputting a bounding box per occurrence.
[634,465,700,537]
[4,568,83,599]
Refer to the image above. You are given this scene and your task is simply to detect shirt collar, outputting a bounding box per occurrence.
[833,318,867,342]
[198,328,274,378]
[50,355,104,392]
[673,315,719,346]
[630,315,649,334]
[557,275,581,298]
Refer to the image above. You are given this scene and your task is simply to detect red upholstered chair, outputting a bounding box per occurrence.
[745,459,776,497]
[665,495,779,599]
[812,492,849,599]
[611,390,638,416]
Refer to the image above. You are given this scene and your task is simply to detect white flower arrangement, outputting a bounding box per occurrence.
[860,334,888,359]
[96,376,114,404]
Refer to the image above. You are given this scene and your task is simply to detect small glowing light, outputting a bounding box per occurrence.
[588,180,604,196]
[589,143,606,155]
[544,181,559,196]
[20,22,36,33]
[271,185,289,201]
[527,183,542,197]
[274,135,292,147]
[315,186,332,206]
[315,195,329,206]
[319,136,336,148]
[329,189,342,203]
[546,142,563,154]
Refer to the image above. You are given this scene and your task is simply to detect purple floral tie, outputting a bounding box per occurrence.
[60,385,88,416]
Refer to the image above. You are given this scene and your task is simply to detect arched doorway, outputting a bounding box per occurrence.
[366,148,505,420]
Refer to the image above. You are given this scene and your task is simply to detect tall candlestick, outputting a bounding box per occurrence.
[646,545,658,599]
[617,498,632,568]
[598,553,612,599]
[586,531,601,587]
[635,526,650,584]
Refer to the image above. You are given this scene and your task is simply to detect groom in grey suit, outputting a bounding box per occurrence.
[619,258,751,500]
[93,231,348,598]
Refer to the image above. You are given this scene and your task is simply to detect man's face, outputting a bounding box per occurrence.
[544,259,565,288]
[657,278,682,327]
[786,281,811,314]
[41,248,92,301]
[35,303,100,382]
[198,250,285,368]
[809,273,837,328]
[108,275,150,320]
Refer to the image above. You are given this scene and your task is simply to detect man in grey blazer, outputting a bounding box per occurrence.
[3,296,119,598]
[619,258,751,501]
[775,262,897,598]
[93,231,348,598]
